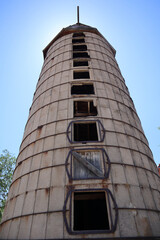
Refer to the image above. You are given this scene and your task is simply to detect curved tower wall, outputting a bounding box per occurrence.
[0,25,160,239]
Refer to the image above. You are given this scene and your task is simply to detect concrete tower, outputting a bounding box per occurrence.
[0,20,160,239]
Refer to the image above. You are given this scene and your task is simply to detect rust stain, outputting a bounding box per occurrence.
[101,179,109,188]
[13,179,19,187]
[102,183,109,188]
[81,234,86,238]
[69,179,72,184]
[36,125,43,139]
[45,188,50,195]
[24,216,29,222]
[66,185,75,191]
[142,217,152,236]
[0,221,9,228]
[125,183,130,189]
[114,184,118,192]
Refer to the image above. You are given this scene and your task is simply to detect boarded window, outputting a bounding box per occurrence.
[73,71,90,79]
[73,52,90,59]
[73,151,103,179]
[71,84,94,95]
[73,60,88,67]
[74,101,97,117]
[74,192,109,231]
[73,32,85,38]
[72,38,85,44]
[73,45,87,51]
[74,122,98,141]
[65,148,111,180]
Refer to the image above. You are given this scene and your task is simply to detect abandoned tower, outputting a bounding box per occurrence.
[0,18,160,239]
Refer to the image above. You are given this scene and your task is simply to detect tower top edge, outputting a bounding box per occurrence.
[43,23,116,59]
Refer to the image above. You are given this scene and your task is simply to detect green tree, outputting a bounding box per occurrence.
[0,150,16,222]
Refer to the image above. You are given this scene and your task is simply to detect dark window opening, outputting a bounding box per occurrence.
[74,101,97,117]
[74,192,109,231]
[73,33,85,38]
[73,61,88,67]
[71,84,94,95]
[67,120,105,143]
[74,122,98,141]
[73,45,87,51]
[72,38,85,44]
[73,52,90,59]
[74,71,90,79]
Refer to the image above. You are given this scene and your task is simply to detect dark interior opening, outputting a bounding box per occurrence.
[73,33,85,38]
[74,71,90,79]
[73,52,90,59]
[74,101,97,117]
[73,45,87,51]
[74,122,98,141]
[71,84,94,95]
[72,38,85,44]
[73,60,88,67]
[74,192,109,231]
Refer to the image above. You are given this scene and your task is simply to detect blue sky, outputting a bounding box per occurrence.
[0,0,160,165]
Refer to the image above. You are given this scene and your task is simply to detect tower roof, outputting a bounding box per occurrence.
[43,23,116,58]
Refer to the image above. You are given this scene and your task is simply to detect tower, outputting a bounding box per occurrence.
[0,19,160,239]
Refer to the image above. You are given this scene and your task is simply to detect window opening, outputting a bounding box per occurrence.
[74,192,109,231]
[73,45,87,51]
[73,52,90,59]
[74,122,98,141]
[71,84,94,95]
[72,38,85,44]
[73,33,85,38]
[67,120,105,143]
[73,61,88,67]
[73,71,90,79]
[74,101,97,117]
[63,188,118,234]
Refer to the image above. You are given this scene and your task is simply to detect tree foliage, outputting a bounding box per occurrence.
[0,150,16,222]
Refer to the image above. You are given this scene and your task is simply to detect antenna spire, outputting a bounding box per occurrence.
[77,6,80,24]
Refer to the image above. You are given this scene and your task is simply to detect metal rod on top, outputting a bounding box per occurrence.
[77,6,80,24]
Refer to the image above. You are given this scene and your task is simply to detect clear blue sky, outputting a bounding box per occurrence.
[0,0,160,165]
